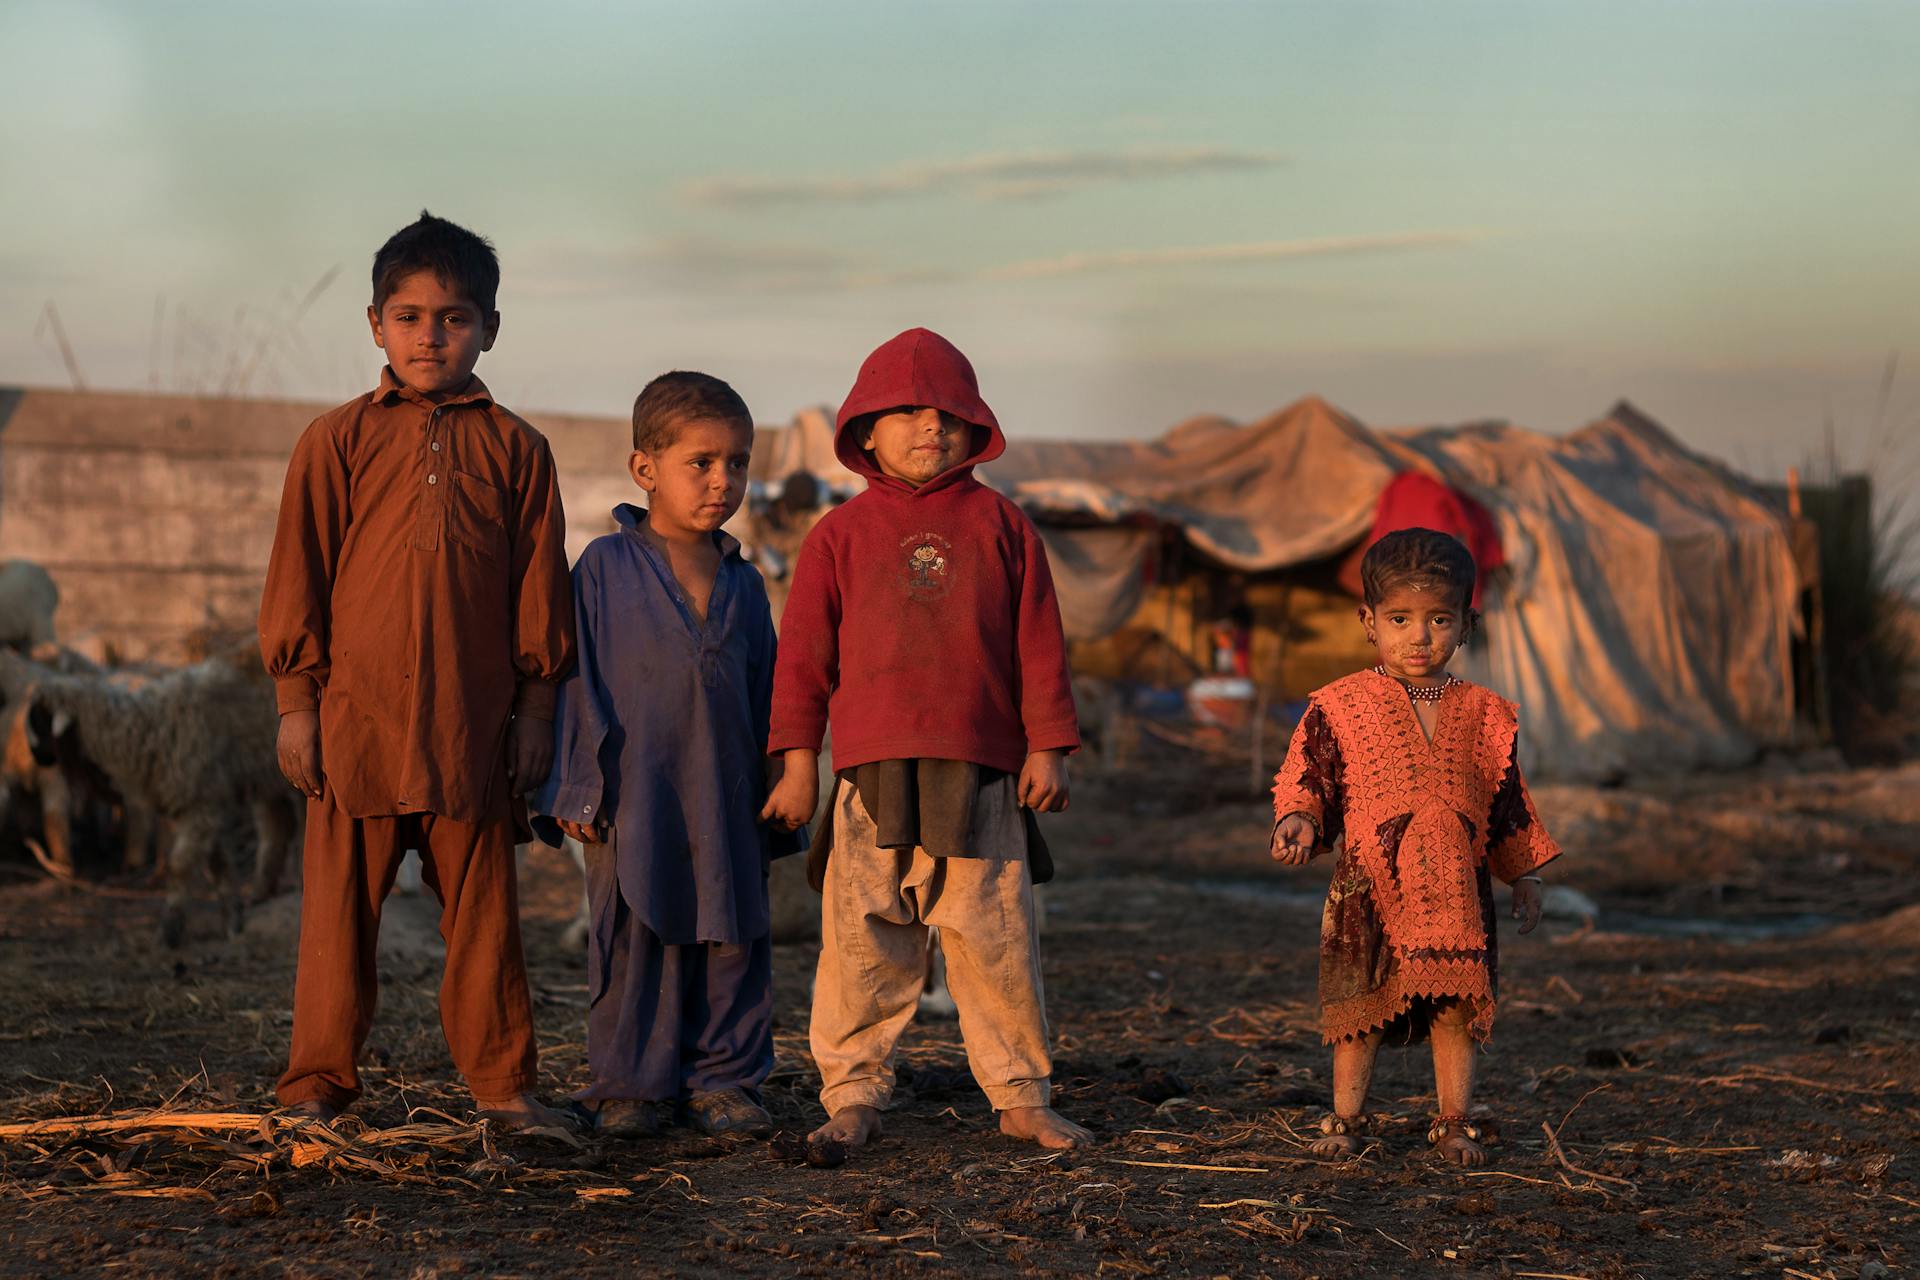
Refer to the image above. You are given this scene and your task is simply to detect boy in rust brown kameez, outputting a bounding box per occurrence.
[260,213,575,1132]
[1270,529,1561,1166]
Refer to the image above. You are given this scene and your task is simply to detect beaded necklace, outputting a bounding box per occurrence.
[1374,665,1455,703]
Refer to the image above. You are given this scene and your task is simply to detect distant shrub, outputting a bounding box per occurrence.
[1802,408,1918,762]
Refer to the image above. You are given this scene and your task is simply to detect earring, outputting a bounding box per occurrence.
[1365,631,1377,646]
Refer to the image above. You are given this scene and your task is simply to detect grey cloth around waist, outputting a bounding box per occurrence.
[805,759,1054,891]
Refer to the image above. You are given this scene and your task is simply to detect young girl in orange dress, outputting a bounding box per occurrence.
[1269,527,1561,1166]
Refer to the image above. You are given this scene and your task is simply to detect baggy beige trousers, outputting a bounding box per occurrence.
[811,778,1053,1114]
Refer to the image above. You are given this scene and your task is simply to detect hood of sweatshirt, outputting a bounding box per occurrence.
[834,328,1005,495]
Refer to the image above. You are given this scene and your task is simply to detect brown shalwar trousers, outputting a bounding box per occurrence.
[811,779,1053,1115]
[276,799,538,1110]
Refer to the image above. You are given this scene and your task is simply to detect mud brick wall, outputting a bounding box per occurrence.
[0,386,639,663]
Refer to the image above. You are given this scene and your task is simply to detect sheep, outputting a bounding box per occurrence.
[0,561,58,653]
[0,647,131,877]
[4,694,162,881]
[9,647,301,946]
[0,698,78,872]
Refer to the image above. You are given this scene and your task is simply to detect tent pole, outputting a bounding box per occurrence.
[1249,683,1270,796]
[1159,534,1180,688]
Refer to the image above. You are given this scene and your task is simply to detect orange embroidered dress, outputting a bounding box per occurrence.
[1271,670,1560,1044]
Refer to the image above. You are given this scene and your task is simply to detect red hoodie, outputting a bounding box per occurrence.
[769,329,1080,773]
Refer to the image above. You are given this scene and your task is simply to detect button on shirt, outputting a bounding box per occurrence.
[259,368,574,822]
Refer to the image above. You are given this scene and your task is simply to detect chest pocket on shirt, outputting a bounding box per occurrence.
[447,471,508,561]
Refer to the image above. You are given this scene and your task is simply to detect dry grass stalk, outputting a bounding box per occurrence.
[1111,1157,1267,1173]
[1540,1122,1637,1194]
[0,1111,262,1139]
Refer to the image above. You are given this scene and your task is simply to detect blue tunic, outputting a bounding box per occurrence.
[534,503,800,946]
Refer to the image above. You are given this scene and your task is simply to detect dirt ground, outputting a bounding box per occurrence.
[2,759,1916,1279]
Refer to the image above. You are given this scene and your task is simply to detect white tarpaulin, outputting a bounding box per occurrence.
[1034,524,1158,643]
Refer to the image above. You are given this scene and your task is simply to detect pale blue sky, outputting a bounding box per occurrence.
[2,0,1916,488]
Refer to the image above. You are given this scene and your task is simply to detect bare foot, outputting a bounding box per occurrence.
[810,1104,883,1148]
[1429,1118,1487,1167]
[476,1094,584,1137]
[999,1106,1093,1149]
[284,1098,340,1124]
[1308,1133,1362,1159]
[1309,1113,1369,1159]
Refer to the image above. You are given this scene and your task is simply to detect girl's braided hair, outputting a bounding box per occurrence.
[1359,527,1477,612]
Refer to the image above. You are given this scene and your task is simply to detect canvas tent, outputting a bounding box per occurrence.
[980,396,1803,782]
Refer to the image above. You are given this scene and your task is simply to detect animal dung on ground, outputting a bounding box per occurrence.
[805,1137,848,1168]
[1132,1067,1189,1104]
[214,1189,282,1221]
[766,1130,846,1168]
[1583,1046,1639,1069]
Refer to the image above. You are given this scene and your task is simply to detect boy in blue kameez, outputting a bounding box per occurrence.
[534,371,800,1139]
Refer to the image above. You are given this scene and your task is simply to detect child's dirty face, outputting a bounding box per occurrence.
[367,270,497,401]
[1360,582,1470,681]
[629,417,752,535]
[862,406,969,486]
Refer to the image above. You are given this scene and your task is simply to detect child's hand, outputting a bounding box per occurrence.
[1018,750,1070,813]
[507,717,554,794]
[1269,814,1316,865]
[759,749,818,831]
[557,819,604,845]
[276,709,324,799]
[1511,877,1543,934]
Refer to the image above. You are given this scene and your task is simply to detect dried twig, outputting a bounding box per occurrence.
[1110,1158,1268,1173]
[1602,1141,1759,1156]
[1546,975,1584,1004]
[1555,1084,1612,1134]
[1461,1170,1566,1188]
[1373,1225,1416,1255]
[1695,1068,1895,1096]
[1540,1122,1637,1193]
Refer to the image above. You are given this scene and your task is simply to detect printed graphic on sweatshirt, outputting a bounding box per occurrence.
[901,531,953,600]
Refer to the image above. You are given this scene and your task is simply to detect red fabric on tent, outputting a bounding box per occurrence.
[1337,471,1504,607]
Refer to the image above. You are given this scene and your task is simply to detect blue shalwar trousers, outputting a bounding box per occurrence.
[580,854,774,1105]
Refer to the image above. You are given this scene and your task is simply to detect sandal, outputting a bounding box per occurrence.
[683,1088,773,1138]
[1308,1112,1370,1159]
[1427,1115,1488,1167]
[597,1099,667,1140]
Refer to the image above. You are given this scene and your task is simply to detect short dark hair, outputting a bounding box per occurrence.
[631,371,752,453]
[372,211,500,313]
[1360,527,1476,612]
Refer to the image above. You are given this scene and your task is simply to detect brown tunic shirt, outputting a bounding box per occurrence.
[258,369,574,822]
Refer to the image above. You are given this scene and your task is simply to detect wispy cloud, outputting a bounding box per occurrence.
[679,146,1286,208]
[516,228,1489,298]
[518,236,854,296]
[848,230,1492,287]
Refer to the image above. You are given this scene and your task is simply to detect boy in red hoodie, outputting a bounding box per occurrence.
[762,329,1090,1151]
